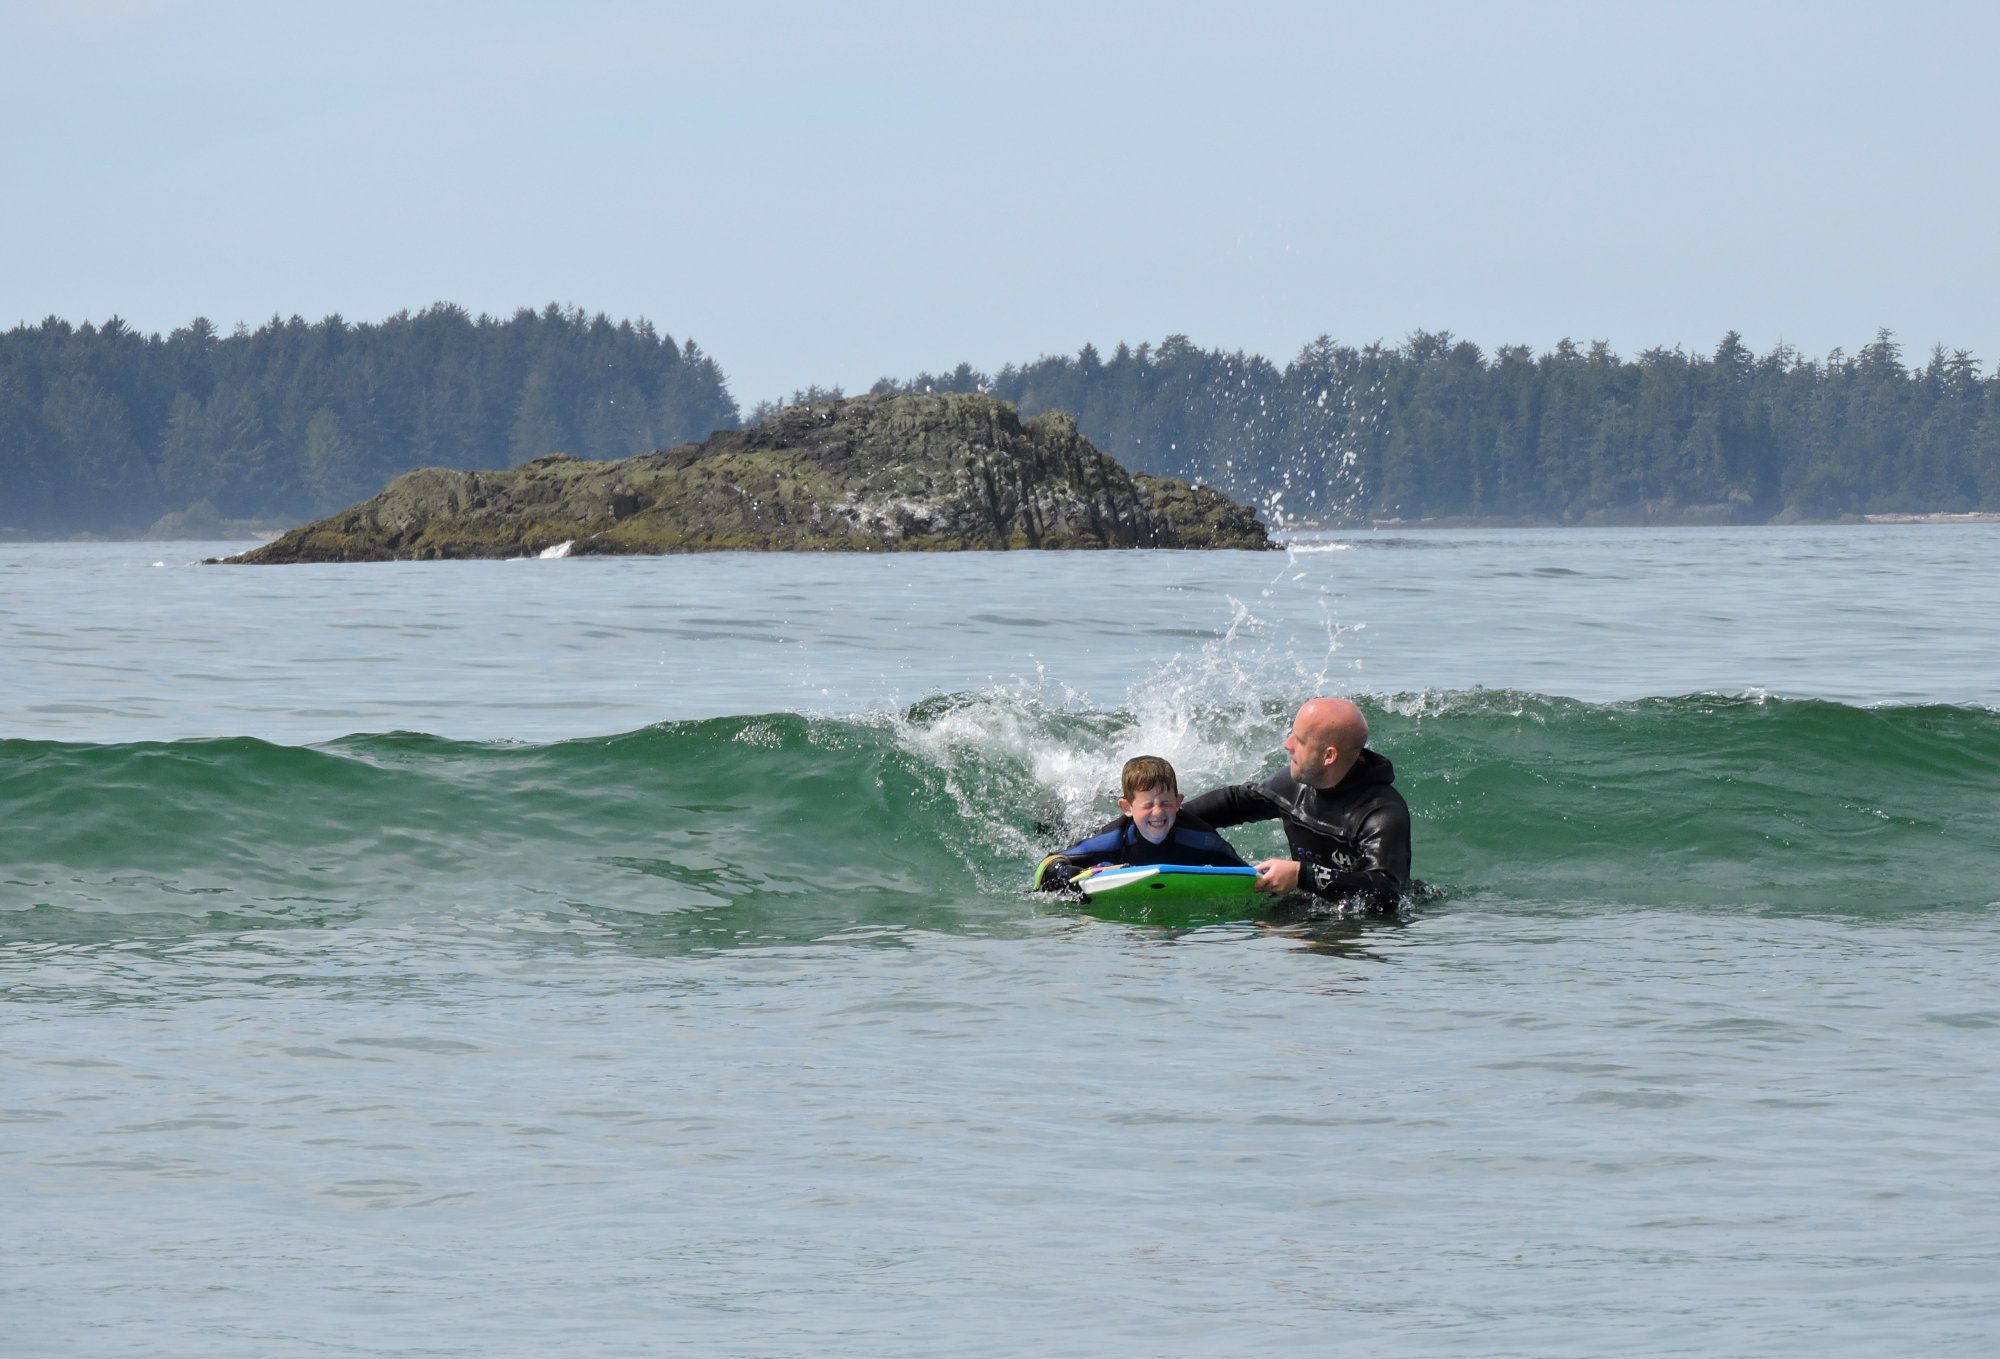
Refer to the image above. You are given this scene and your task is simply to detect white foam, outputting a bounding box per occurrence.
[878,543,1372,874]
[538,540,575,559]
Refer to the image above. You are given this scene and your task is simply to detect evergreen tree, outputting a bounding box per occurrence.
[301,408,362,511]
[38,372,153,529]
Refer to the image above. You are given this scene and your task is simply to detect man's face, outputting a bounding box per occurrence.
[1120,785,1183,844]
[1284,715,1326,784]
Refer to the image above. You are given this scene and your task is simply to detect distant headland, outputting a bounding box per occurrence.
[220,392,1273,563]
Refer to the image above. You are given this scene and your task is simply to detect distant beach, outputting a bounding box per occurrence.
[1862,511,2000,524]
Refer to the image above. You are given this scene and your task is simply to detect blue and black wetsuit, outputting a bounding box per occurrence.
[1033,810,1246,893]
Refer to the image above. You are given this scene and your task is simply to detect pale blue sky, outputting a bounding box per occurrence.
[3,0,1994,409]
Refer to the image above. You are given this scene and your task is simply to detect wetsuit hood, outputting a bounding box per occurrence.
[1338,748,1395,788]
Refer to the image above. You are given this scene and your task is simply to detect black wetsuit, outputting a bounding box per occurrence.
[1034,810,1246,893]
[1183,749,1411,912]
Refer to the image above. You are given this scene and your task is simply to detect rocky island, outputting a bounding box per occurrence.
[225,392,1272,563]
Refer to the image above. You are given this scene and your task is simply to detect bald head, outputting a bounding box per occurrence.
[1284,697,1369,789]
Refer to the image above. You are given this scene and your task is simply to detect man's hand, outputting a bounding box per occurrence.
[1253,858,1301,894]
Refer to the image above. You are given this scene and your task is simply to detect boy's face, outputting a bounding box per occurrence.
[1119,783,1183,844]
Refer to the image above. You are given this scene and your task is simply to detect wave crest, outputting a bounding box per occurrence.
[5,691,1996,942]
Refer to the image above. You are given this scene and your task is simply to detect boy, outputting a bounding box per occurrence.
[1033,755,1247,893]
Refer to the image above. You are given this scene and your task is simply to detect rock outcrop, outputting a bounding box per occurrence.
[224,393,1273,563]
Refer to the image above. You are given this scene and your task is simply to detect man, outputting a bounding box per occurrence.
[1183,697,1411,912]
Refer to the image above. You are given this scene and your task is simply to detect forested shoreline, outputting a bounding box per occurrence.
[873,330,2000,525]
[0,304,738,535]
[5,305,1997,535]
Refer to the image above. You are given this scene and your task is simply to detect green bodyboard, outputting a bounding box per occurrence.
[1066,864,1262,927]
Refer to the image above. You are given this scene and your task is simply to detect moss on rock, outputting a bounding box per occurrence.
[225,392,1273,564]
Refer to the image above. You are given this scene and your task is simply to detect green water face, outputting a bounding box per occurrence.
[7,691,1995,949]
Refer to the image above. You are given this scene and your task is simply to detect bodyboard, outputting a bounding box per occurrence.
[1068,863,1261,926]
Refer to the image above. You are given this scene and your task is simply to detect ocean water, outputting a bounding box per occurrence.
[4,526,1998,1357]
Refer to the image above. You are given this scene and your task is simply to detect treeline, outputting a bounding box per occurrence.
[0,304,738,534]
[874,330,2000,523]
[11,307,2000,534]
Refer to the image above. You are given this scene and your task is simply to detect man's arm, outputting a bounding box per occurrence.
[1189,781,1298,895]
[1181,782,1275,830]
